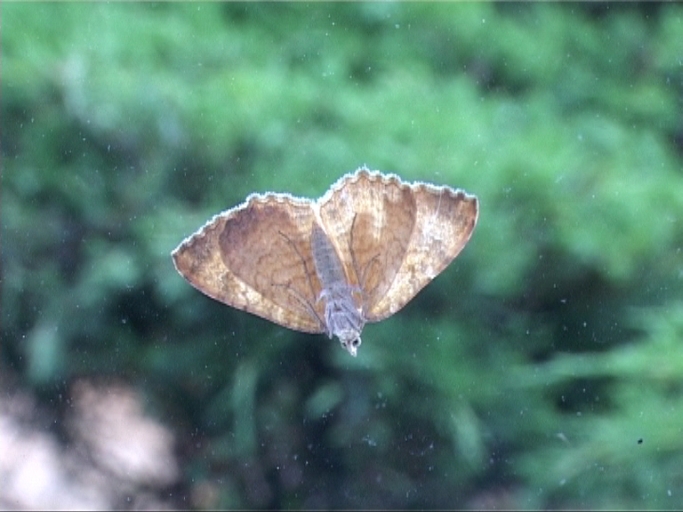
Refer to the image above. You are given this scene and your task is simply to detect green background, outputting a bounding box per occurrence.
[3,2,683,509]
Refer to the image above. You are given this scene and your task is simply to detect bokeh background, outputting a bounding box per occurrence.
[3,2,683,509]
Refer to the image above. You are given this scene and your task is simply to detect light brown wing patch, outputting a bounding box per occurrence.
[318,169,478,322]
[172,194,326,333]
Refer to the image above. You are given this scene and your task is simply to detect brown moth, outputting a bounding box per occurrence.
[171,167,478,356]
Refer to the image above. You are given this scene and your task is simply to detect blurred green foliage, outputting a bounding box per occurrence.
[3,2,683,509]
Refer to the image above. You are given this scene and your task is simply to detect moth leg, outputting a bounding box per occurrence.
[277,230,318,301]
[272,282,326,332]
[348,214,381,308]
[276,230,326,330]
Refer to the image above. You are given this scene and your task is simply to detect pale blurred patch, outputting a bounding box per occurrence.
[0,380,179,510]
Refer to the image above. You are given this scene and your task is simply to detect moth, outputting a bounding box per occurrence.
[172,167,478,356]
